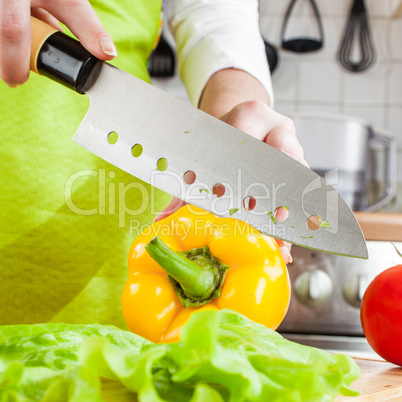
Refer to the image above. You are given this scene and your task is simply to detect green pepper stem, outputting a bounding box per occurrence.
[145,236,229,307]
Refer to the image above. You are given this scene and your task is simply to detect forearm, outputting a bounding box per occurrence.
[199,68,271,118]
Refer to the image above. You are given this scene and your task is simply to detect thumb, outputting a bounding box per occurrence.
[44,1,117,60]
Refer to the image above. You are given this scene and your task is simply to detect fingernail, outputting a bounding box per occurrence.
[99,36,118,57]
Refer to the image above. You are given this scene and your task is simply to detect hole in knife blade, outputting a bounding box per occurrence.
[183,170,196,185]
[275,206,289,222]
[243,196,256,211]
[157,158,168,171]
[307,215,321,231]
[212,183,225,198]
[107,131,118,145]
[131,144,143,157]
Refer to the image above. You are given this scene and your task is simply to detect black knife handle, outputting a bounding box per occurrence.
[31,16,99,94]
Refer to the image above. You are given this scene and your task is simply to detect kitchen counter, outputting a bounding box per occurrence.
[354,211,402,242]
[101,357,402,401]
[337,357,402,401]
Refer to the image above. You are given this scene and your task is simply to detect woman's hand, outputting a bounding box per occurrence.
[156,69,308,264]
[219,100,307,167]
[220,101,308,264]
[155,100,307,264]
[0,0,117,87]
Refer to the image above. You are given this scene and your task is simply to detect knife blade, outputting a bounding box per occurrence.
[30,17,368,259]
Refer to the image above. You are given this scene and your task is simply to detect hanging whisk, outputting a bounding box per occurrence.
[337,0,376,72]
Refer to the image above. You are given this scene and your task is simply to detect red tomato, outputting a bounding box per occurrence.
[360,264,402,366]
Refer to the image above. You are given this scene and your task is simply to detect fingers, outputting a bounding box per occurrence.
[0,0,117,87]
[275,239,293,264]
[265,126,309,167]
[220,100,309,167]
[31,7,62,30]
[39,0,117,59]
[220,100,272,141]
[0,0,31,86]
[220,99,309,265]
[154,197,187,222]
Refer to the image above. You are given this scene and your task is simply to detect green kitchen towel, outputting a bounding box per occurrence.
[0,0,170,329]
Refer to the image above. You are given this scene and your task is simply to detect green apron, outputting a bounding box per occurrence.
[0,0,169,329]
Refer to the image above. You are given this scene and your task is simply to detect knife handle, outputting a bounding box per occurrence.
[30,16,99,93]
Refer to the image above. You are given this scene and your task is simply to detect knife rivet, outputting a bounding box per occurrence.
[131,144,143,157]
[157,158,168,171]
[243,196,256,211]
[107,131,118,145]
[274,206,289,222]
[212,183,226,198]
[183,170,196,185]
[307,215,322,231]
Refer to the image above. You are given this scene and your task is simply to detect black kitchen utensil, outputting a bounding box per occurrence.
[148,33,176,78]
[337,0,375,72]
[264,39,279,73]
[281,0,324,53]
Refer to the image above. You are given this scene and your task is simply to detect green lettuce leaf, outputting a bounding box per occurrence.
[0,323,151,401]
[0,310,360,401]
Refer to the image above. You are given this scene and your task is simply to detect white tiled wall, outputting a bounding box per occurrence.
[259,0,402,168]
[154,0,402,190]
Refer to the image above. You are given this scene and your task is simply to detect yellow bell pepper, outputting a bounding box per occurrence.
[121,205,290,343]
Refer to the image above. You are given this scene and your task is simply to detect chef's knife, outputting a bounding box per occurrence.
[30,17,368,259]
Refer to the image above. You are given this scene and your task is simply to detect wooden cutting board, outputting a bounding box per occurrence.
[337,357,402,401]
[101,357,402,401]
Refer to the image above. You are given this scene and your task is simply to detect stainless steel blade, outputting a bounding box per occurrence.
[73,61,368,259]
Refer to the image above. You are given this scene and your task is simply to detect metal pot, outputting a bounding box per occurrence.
[290,112,397,212]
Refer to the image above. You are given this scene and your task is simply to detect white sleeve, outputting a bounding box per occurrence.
[165,0,273,107]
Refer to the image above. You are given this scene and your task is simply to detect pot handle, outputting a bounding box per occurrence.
[363,128,397,212]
